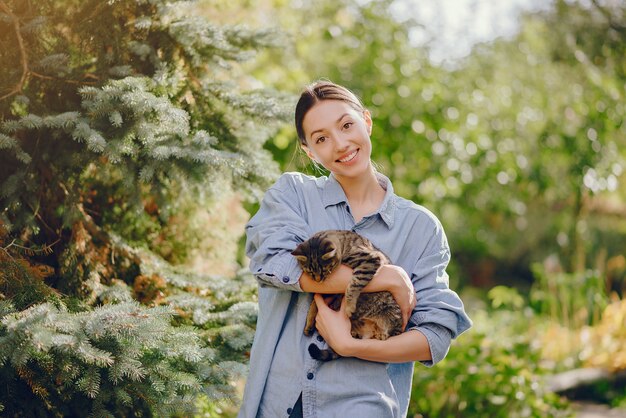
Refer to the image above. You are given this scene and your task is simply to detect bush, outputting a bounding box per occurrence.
[409,308,572,418]
[530,263,608,328]
[581,299,626,372]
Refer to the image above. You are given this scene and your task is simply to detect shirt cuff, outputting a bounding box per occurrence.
[254,253,304,292]
[410,323,452,367]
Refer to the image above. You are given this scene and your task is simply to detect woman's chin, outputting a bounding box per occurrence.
[333,159,372,179]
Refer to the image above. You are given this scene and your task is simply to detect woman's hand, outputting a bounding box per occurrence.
[303,263,416,329]
[373,264,416,329]
[313,294,354,356]
[314,292,432,364]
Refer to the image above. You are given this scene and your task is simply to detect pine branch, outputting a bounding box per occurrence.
[26,200,59,238]
[0,0,28,101]
[30,71,97,86]
[1,238,58,256]
[0,2,99,102]
[0,1,280,412]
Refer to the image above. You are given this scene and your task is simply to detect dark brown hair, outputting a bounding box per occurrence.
[294,81,365,145]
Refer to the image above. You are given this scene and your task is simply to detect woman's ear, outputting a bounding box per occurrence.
[301,144,318,163]
[363,109,373,135]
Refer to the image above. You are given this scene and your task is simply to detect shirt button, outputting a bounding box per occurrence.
[307,372,314,380]
[256,267,262,272]
[282,276,290,283]
[317,335,324,342]
[287,407,293,414]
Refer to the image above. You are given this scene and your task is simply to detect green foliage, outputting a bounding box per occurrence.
[0,300,203,416]
[438,0,626,274]
[0,0,278,415]
[0,265,258,417]
[613,391,626,410]
[409,309,572,418]
[530,262,608,328]
[488,285,525,310]
[0,253,60,310]
[194,394,238,418]
[1,0,292,237]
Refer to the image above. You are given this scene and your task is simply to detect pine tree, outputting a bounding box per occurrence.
[0,0,290,415]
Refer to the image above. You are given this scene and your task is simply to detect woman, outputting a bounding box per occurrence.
[240,81,472,418]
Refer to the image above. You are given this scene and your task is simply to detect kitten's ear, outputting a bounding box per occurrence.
[294,255,309,264]
[321,248,337,260]
[291,247,309,263]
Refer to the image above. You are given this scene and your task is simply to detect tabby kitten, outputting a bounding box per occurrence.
[291,230,403,361]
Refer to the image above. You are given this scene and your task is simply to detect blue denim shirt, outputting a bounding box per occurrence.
[239,172,472,418]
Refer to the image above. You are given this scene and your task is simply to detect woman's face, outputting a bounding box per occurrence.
[301,100,373,180]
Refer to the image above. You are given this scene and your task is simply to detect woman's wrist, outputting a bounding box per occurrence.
[336,335,360,357]
[301,264,354,293]
[342,331,433,363]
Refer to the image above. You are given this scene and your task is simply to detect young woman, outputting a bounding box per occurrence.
[239,81,472,418]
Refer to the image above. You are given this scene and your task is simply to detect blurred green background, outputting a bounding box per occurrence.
[1,0,625,417]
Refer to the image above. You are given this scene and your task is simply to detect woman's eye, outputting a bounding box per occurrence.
[343,122,353,130]
[316,136,326,144]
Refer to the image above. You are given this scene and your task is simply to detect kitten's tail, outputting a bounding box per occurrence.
[308,343,340,362]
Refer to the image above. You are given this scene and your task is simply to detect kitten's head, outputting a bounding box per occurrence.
[291,235,339,282]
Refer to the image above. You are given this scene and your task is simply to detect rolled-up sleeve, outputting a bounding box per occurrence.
[245,174,311,291]
[406,223,472,366]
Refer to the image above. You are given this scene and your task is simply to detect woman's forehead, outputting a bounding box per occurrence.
[302,100,359,134]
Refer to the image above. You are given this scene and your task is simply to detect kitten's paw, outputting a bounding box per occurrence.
[308,344,323,360]
[344,305,355,319]
[308,344,339,361]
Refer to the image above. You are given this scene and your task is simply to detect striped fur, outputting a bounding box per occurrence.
[291,230,403,361]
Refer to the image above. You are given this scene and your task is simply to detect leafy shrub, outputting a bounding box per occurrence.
[530,263,608,328]
[409,308,572,418]
[580,299,626,372]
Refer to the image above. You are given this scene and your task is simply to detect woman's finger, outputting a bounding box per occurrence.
[402,299,411,329]
[314,293,327,310]
[338,295,347,312]
[402,310,409,330]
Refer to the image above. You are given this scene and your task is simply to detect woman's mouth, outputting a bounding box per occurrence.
[337,149,359,163]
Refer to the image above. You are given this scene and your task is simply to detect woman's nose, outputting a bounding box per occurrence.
[334,133,350,150]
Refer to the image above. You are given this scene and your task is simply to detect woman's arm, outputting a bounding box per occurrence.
[312,294,432,363]
[246,174,312,291]
[300,264,416,328]
[345,331,432,363]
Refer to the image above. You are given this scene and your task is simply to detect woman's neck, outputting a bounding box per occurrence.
[334,165,386,213]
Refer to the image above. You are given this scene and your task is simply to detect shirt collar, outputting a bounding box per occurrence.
[322,172,396,228]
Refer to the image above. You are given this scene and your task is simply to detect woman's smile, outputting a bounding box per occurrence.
[336,149,359,163]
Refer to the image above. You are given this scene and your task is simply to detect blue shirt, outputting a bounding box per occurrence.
[239,172,472,418]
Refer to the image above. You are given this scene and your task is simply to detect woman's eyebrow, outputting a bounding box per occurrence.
[309,113,350,139]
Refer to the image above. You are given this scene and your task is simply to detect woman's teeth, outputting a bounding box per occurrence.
[338,150,358,162]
